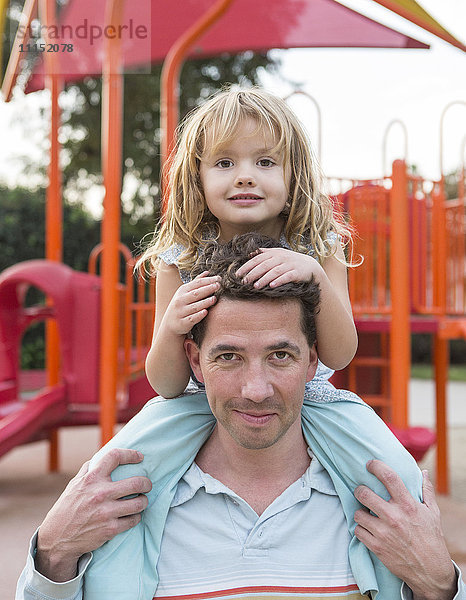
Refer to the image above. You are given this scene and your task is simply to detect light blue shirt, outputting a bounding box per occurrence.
[16,449,465,600]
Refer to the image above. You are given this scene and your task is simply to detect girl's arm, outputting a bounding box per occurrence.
[145,262,220,398]
[236,242,357,370]
[315,242,358,370]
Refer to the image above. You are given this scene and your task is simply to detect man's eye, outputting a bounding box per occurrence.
[218,353,236,361]
[216,159,233,168]
[258,158,274,167]
[273,351,289,360]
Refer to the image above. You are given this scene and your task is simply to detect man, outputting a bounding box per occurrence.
[17,234,463,600]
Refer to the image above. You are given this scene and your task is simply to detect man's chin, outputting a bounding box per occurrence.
[228,425,288,451]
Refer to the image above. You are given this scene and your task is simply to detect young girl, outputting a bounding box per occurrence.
[85,88,423,600]
[144,88,357,400]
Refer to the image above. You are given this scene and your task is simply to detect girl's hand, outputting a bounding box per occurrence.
[236,248,319,289]
[163,271,221,336]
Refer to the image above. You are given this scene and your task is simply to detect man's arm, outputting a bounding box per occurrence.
[16,448,152,598]
[354,459,462,600]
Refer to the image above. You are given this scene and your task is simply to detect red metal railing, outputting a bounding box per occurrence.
[89,244,155,408]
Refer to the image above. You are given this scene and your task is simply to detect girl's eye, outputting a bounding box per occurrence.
[258,158,274,167]
[272,351,290,360]
[216,159,233,168]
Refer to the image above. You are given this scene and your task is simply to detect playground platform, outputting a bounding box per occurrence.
[1,379,466,597]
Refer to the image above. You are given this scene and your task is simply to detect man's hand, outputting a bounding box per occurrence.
[354,460,457,600]
[35,448,152,583]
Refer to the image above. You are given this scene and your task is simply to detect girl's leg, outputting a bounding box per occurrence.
[91,392,216,493]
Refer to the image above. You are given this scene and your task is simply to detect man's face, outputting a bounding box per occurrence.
[185,297,318,451]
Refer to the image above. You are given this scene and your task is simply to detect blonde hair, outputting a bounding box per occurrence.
[137,87,353,275]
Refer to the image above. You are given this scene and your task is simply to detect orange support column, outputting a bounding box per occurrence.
[434,334,449,494]
[433,176,449,494]
[160,0,234,209]
[1,0,37,101]
[99,0,125,445]
[389,160,410,428]
[40,0,63,471]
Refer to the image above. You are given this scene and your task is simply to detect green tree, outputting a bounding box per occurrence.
[0,185,156,273]
[0,185,99,368]
[0,185,155,367]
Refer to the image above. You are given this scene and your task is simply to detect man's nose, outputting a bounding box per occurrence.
[241,365,274,403]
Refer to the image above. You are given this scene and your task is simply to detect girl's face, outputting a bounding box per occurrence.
[199,118,290,241]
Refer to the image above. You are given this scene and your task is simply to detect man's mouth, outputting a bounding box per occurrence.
[234,410,275,425]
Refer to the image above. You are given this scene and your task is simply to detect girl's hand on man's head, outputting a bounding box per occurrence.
[235,248,321,289]
[162,272,221,336]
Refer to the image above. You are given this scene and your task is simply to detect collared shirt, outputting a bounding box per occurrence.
[16,450,466,600]
[155,453,368,599]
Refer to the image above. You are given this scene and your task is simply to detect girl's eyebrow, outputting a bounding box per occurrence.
[206,143,279,158]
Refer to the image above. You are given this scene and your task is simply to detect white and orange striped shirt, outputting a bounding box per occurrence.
[154,454,369,600]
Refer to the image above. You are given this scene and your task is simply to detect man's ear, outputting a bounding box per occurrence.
[306,344,319,383]
[184,338,205,383]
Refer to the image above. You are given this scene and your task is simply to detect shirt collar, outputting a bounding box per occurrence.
[171,450,337,508]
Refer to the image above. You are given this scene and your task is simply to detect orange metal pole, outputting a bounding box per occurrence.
[99,0,125,445]
[410,178,420,312]
[390,160,410,428]
[160,0,234,209]
[1,0,37,101]
[434,334,449,494]
[433,174,449,493]
[434,179,447,313]
[40,0,63,471]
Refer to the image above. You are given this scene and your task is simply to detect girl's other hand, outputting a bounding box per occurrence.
[236,248,319,289]
[163,272,221,336]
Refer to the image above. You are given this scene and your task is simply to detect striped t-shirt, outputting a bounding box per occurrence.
[154,455,369,600]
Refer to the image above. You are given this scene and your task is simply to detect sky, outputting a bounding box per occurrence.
[0,0,465,196]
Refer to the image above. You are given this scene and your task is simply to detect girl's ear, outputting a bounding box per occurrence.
[184,338,205,383]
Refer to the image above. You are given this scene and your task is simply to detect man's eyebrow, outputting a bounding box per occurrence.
[207,344,243,358]
[265,341,302,355]
[207,341,302,358]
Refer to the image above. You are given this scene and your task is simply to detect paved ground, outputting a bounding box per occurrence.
[1,380,466,598]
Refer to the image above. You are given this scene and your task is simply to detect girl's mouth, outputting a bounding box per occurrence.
[228,195,264,205]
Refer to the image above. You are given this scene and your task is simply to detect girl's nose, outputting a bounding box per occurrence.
[235,174,256,187]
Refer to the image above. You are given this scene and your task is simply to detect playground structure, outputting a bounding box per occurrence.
[0,0,465,495]
[0,247,155,458]
[330,161,466,492]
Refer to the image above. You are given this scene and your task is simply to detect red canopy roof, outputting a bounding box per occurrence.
[26,0,428,92]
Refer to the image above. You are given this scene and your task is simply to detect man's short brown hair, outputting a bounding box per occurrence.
[190,233,320,347]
